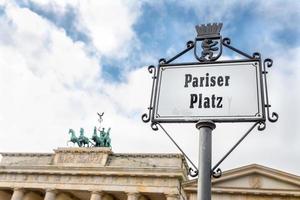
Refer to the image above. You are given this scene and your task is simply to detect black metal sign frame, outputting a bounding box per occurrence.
[142,23,278,130]
[153,59,265,123]
[142,23,279,179]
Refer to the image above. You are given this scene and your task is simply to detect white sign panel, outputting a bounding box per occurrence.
[153,60,265,122]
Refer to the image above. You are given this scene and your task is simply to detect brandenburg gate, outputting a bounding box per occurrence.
[1,147,300,200]
[0,147,188,200]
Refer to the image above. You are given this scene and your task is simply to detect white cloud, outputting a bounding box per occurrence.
[78,1,141,58]
[0,3,102,151]
[102,67,152,114]
[0,2,174,156]
[26,0,142,59]
[0,0,300,177]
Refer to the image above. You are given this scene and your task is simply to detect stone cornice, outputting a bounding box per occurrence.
[112,153,184,158]
[0,150,185,159]
[0,165,187,179]
[0,152,183,158]
[183,186,300,196]
[54,147,112,153]
[215,164,300,181]
[0,152,53,157]
[212,187,300,197]
[111,153,189,172]
[212,164,300,186]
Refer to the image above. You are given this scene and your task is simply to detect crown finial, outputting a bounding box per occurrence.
[195,23,223,38]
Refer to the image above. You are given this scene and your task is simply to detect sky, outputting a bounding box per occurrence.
[0,0,299,176]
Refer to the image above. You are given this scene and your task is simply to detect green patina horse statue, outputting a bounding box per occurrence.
[68,128,92,147]
[91,126,104,147]
[99,127,111,147]
[91,127,111,147]
[103,127,111,147]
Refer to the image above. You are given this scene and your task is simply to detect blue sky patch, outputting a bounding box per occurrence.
[101,0,300,82]
[0,5,5,16]
[16,1,90,44]
[12,0,300,82]
[133,2,198,59]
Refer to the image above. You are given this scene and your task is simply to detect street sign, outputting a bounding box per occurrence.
[152,59,265,123]
[142,23,278,200]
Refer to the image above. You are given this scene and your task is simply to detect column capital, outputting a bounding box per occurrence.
[90,191,104,195]
[44,189,57,200]
[164,193,180,200]
[127,191,139,194]
[45,188,57,193]
[13,188,24,192]
[90,191,105,200]
[195,120,216,130]
[126,192,140,200]
[11,189,25,200]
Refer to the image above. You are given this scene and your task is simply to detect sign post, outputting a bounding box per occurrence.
[142,22,278,200]
[196,120,215,200]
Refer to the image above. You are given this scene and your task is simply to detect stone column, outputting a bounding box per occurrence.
[11,188,24,200]
[127,192,140,200]
[44,189,56,200]
[90,191,104,200]
[165,193,180,200]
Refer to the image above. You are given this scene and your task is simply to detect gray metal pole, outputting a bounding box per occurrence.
[196,120,216,200]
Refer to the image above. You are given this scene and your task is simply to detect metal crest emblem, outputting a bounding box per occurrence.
[194,23,223,62]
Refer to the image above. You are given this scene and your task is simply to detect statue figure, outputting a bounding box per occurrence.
[91,126,104,147]
[78,128,91,147]
[97,112,104,124]
[104,128,111,147]
[97,127,111,147]
[99,128,106,146]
